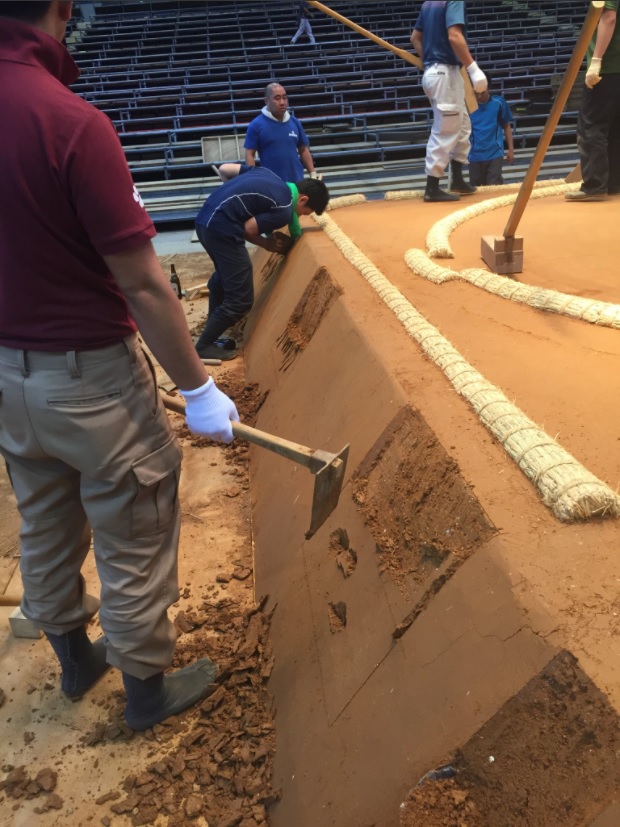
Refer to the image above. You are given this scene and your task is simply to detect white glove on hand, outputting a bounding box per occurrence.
[180,377,239,443]
[309,170,323,181]
[466,61,488,93]
[585,57,602,89]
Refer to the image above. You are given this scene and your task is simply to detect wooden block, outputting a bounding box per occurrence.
[481,235,524,276]
[185,283,210,300]
[481,235,523,254]
[9,607,42,639]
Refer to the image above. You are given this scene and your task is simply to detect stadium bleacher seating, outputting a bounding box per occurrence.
[68,1,587,225]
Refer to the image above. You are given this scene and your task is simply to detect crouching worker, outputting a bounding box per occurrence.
[194,164,329,360]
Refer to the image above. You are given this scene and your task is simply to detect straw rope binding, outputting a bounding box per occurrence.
[327,194,367,211]
[314,211,620,521]
[425,182,579,259]
[405,248,620,330]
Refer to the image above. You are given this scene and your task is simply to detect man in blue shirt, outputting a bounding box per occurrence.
[411,1,488,202]
[244,82,320,183]
[468,75,515,185]
[194,164,329,360]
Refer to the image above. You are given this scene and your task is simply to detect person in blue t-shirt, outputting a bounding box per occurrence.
[244,82,320,183]
[468,74,515,186]
[193,164,329,361]
[411,0,488,202]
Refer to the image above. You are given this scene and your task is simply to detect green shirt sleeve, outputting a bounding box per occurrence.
[286,183,302,239]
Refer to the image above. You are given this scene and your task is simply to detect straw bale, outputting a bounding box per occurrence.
[314,211,620,521]
[327,194,366,211]
[405,251,620,331]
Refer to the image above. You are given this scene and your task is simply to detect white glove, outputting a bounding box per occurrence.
[180,377,239,443]
[466,61,488,93]
[585,57,602,88]
[309,170,323,181]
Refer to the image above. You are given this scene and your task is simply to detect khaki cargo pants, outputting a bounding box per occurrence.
[0,335,183,679]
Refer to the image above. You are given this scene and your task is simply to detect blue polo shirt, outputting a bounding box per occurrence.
[469,96,513,162]
[195,165,293,239]
[414,0,467,66]
[244,112,309,182]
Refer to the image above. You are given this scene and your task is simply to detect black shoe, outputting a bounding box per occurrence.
[449,161,477,195]
[450,180,477,194]
[565,189,607,202]
[45,627,110,699]
[424,175,460,202]
[123,657,218,731]
[196,343,237,361]
[214,337,236,351]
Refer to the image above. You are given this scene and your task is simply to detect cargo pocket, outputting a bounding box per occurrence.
[435,103,461,136]
[130,437,183,538]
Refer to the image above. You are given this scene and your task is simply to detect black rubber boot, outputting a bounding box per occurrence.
[214,337,236,351]
[196,343,237,361]
[449,161,477,195]
[45,627,110,699]
[123,657,219,731]
[424,175,460,203]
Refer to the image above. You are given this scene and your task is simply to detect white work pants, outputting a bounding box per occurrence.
[291,18,315,44]
[422,64,471,178]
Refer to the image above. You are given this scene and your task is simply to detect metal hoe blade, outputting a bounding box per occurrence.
[305,444,350,540]
[159,391,350,539]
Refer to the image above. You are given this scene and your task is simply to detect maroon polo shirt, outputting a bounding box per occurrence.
[0,18,156,350]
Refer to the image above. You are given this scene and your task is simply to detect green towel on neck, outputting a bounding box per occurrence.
[286,182,301,240]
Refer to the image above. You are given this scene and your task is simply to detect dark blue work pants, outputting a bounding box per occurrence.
[194,226,254,348]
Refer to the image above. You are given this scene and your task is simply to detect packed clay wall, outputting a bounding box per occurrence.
[241,217,620,827]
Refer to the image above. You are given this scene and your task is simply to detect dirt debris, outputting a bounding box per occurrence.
[353,406,496,590]
[328,601,347,633]
[329,527,358,578]
[0,765,61,813]
[276,266,342,371]
[63,578,279,826]
[400,651,620,826]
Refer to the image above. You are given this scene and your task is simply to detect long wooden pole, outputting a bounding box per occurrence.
[307,0,478,113]
[502,1,604,249]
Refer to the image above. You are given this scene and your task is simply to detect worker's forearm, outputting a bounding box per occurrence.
[448,28,474,67]
[218,163,242,180]
[126,287,210,391]
[244,150,257,166]
[593,11,616,59]
[104,243,210,391]
[505,125,514,152]
[411,30,423,58]
[299,146,315,173]
[244,230,269,249]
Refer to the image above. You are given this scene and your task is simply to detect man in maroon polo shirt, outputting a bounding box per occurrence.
[0,1,238,731]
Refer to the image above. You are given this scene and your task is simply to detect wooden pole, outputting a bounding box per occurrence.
[502,1,604,254]
[307,0,478,113]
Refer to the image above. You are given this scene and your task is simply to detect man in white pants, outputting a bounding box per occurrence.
[291,1,315,45]
[411,1,488,202]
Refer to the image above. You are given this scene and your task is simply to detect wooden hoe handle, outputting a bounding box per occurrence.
[160,394,332,473]
[307,0,478,113]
